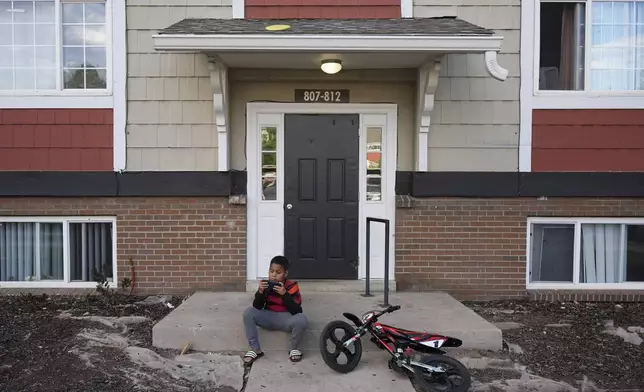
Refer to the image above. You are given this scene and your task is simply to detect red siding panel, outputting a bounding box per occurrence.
[532,109,644,172]
[0,108,113,171]
[245,0,400,19]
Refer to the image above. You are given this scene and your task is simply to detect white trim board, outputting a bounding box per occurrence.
[246,103,398,282]
[154,34,504,53]
[0,95,113,109]
[112,0,127,171]
[525,217,644,291]
[519,0,534,172]
[153,34,504,52]
[532,94,644,109]
[401,0,413,18]
[232,0,244,18]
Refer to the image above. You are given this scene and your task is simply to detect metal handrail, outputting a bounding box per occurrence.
[362,217,391,307]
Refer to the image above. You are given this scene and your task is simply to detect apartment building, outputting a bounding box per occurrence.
[1,0,642,300]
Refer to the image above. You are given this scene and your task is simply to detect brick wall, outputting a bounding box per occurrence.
[4,195,644,300]
[0,197,246,294]
[0,109,113,171]
[395,197,644,301]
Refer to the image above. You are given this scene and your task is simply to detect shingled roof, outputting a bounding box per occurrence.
[158,17,495,37]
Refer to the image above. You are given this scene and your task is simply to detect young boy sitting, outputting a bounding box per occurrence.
[242,255,308,363]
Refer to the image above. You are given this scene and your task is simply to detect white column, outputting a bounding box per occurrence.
[416,59,442,171]
[208,58,229,172]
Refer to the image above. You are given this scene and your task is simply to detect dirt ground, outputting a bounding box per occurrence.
[463,299,644,391]
[1,293,643,392]
[0,292,244,392]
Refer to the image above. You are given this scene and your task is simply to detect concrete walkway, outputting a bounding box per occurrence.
[152,291,502,353]
[244,349,415,392]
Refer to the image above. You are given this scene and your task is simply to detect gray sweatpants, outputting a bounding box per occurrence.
[242,306,309,351]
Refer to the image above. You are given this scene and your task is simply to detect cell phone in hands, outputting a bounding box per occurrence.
[262,280,282,291]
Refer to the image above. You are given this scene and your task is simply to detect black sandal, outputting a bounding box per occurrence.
[289,349,302,362]
[243,350,264,364]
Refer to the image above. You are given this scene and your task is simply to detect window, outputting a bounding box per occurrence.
[538,0,644,92]
[366,127,382,202]
[261,126,277,201]
[0,218,116,286]
[528,218,644,287]
[0,0,109,93]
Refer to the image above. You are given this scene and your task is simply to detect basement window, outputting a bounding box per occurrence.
[528,218,644,288]
[0,217,116,287]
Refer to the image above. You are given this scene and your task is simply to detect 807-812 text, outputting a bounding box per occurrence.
[294,89,349,103]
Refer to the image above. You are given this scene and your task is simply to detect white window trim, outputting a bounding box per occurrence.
[232,0,243,18]
[523,0,644,110]
[111,0,126,170]
[526,217,644,290]
[0,216,118,289]
[0,0,116,106]
[401,0,413,18]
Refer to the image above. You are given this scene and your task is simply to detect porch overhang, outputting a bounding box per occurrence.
[151,17,509,82]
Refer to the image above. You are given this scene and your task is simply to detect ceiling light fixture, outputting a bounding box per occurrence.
[321,59,342,74]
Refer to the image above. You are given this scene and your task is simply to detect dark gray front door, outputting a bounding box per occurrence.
[284,114,359,279]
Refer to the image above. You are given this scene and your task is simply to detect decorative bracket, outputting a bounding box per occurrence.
[207,56,229,171]
[415,57,442,172]
[484,51,509,81]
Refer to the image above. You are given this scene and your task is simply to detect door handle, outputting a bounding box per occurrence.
[286,204,293,210]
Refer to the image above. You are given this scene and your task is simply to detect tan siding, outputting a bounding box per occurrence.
[414,0,521,171]
[228,69,417,171]
[125,1,232,171]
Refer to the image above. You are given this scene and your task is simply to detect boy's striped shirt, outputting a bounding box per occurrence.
[260,280,302,314]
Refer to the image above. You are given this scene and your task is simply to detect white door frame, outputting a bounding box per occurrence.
[246,102,398,281]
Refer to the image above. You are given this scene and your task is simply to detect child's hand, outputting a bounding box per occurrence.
[258,281,269,294]
[273,282,286,296]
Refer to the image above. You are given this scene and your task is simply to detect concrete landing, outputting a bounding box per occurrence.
[152,291,502,353]
[246,279,397,293]
[244,349,415,392]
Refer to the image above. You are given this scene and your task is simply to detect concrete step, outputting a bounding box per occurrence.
[152,291,502,354]
[245,279,397,293]
[157,327,329,353]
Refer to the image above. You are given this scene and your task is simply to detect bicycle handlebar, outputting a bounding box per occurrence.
[374,305,401,318]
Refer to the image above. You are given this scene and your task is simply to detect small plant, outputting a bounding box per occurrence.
[91,258,137,300]
[127,256,137,296]
[121,277,132,292]
[92,265,112,299]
